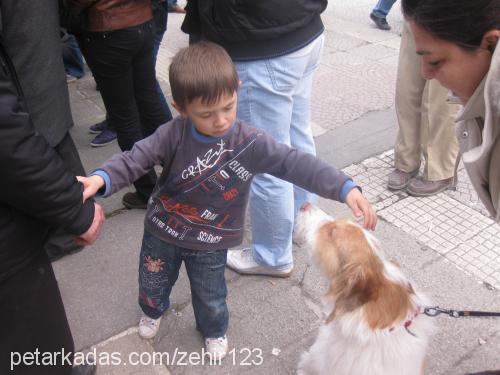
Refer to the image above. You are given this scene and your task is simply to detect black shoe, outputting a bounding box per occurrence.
[71,363,96,375]
[90,129,117,147]
[370,12,391,30]
[122,192,148,209]
[89,119,108,134]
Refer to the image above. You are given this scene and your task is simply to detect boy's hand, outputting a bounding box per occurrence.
[76,175,105,202]
[345,188,377,230]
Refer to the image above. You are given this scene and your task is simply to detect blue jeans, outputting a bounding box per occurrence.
[372,0,397,17]
[138,231,228,339]
[62,31,85,78]
[235,34,324,269]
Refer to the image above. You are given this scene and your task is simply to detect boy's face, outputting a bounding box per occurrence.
[175,92,238,137]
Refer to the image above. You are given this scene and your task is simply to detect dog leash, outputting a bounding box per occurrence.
[424,306,500,318]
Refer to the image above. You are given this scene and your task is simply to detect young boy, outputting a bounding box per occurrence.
[77,41,377,359]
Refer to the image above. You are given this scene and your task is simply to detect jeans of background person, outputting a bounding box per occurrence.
[61,29,85,79]
[167,0,177,8]
[371,0,397,17]
[0,251,74,375]
[235,34,324,269]
[81,21,170,200]
[138,231,228,339]
[152,0,173,120]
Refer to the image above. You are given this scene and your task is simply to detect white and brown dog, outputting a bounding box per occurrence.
[296,203,435,375]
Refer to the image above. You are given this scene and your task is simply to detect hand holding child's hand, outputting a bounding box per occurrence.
[345,188,377,230]
[74,202,105,246]
[76,175,105,202]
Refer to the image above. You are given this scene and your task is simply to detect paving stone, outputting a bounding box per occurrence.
[90,329,170,374]
[446,164,491,217]
[379,194,493,255]
[342,152,405,210]
[320,50,372,66]
[153,278,318,375]
[323,30,368,52]
[376,38,403,50]
[69,97,105,128]
[377,54,400,67]
[155,14,189,84]
[349,43,400,61]
[446,224,500,289]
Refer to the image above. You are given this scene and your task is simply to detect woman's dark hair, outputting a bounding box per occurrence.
[169,42,239,110]
[402,0,500,50]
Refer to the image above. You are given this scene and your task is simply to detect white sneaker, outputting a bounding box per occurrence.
[138,315,162,339]
[205,335,228,360]
[292,230,307,247]
[226,248,293,277]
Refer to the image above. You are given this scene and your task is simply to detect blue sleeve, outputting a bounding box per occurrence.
[91,169,112,197]
[339,179,361,203]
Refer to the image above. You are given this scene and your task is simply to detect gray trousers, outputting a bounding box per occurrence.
[394,23,460,181]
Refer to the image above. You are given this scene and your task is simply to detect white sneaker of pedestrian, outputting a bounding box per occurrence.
[226,248,293,277]
[205,335,228,360]
[292,230,307,247]
[138,315,162,339]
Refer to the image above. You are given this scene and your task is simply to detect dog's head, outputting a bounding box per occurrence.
[296,203,415,330]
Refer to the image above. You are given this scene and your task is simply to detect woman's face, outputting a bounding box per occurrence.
[409,20,493,103]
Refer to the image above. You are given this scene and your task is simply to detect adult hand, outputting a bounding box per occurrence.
[74,202,105,246]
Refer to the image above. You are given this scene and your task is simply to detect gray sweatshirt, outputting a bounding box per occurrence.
[95,117,355,250]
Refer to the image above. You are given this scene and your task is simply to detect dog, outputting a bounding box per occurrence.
[296,203,435,375]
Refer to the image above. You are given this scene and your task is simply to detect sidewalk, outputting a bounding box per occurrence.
[56,2,500,374]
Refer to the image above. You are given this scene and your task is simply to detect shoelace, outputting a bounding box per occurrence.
[141,317,158,327]
[206,336,226,345]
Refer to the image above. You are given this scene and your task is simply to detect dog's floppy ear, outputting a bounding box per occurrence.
[326,261,379,323]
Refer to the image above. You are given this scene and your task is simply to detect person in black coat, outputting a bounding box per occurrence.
[0,39,104,375]
[0,0,91,260]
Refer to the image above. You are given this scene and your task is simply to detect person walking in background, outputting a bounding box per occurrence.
[1,0,95,261]
[182,0,329,278]
[402,0,500,222]
[61,28,86,82]
[71,0,172,209]
[388,22,460,196]
[87,0,173,148]
[370,0,397,30]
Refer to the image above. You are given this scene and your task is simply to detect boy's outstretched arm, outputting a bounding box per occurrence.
[76,175,105,202]
[345,188,377,230]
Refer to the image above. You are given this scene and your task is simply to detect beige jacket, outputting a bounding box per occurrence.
[455,46,500,222]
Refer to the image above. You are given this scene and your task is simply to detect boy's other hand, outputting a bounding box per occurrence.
[76,175,105,201]
[345,188,377,230]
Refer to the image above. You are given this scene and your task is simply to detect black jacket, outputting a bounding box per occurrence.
[0,38,94,283]
[182,0,327,61]
[1,0,75,147]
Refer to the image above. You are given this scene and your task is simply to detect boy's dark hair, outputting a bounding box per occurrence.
[402,0,500,51]
[169,41,239,110]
